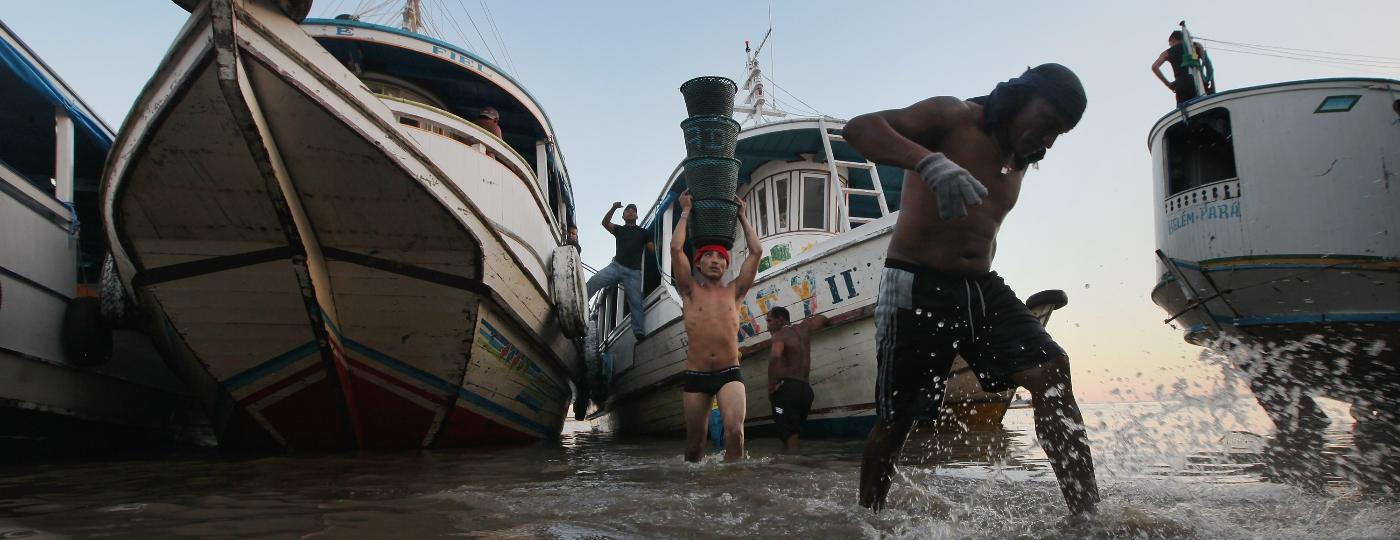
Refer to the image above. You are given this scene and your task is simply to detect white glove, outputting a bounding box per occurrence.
[917,152,988,220]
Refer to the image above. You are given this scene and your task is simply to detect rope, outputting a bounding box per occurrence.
[455,0,502,67]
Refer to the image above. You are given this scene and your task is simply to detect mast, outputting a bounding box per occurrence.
[1178,20,1207,97]
[403,0,423,34]
[734,30,787,125]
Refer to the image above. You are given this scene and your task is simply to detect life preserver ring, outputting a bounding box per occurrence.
[62,296,112,367]
[550,245,587,338]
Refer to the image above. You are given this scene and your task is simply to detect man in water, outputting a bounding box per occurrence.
[587,202,654,340]
[765,307,829,451]
[1152,31,1207,104]
[845,63,1099,515]
[671,191,762,461]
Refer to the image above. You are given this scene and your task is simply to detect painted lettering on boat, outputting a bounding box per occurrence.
[476,319,552,412]
[1167,200,1242,235]
[429,46,495,78]
[736,266,864,340]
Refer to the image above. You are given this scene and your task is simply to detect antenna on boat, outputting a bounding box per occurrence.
[734,27,788,125]
[1178,20,1208,97]
[403,0,424,34]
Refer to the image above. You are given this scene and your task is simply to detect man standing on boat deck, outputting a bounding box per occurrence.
[765,307,828,452]
[844,63,1100,515]
[587,202,654,340]
[672,191,763,461]
[1153,31,1206,105]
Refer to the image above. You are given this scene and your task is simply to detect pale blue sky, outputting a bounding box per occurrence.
[6,1,1398,401]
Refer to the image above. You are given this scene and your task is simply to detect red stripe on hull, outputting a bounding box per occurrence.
[434,406,536,447]
[345,371,442,449]
[257,375,354,450]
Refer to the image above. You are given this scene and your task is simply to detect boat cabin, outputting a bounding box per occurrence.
[305,16,577,237]
[591,118,905,344]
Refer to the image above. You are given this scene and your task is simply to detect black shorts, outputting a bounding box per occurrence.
[874,259,1065,421]
[769,378,814,440]
[1173,79,1200,104]
[683,366,742,395]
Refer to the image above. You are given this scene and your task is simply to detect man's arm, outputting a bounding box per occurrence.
[646,240,656,253]
[1151,51,1173,89]
[601,202,621,233]
[767,338,785,395]
[845,97,987,220]
[730,196,763,299]
[669,192,696,295]
[843,96,970,170]
[804,314,830,332]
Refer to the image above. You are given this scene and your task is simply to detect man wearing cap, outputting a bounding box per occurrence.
[587,202,654,340]
[473,107,503,138]
[671,192,762,461]
[844,63,1100,515]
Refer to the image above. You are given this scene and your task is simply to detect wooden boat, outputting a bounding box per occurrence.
[101,0,586,450]
[590,45,1069,438]
[0,19,201,455]
[1148,75,1400,470]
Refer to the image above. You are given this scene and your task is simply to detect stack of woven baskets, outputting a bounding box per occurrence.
[678,76,741,249]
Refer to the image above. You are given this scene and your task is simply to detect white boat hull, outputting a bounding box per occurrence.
[102,0,577,449]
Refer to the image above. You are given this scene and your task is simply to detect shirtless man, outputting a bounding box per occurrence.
[765,307,829,451]
[671,191,763,462]
[845,64,1099,515]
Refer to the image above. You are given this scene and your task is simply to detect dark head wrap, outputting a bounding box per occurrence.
[969,63,1087,169]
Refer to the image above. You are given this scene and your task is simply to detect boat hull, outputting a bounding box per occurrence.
[102,0,575,449]
[599,214,1020,438]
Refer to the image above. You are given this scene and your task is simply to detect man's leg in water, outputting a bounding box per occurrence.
[682,390,712,462]
[860,414,916,511]
[716,381,747,460]
[1010,356,1100,515]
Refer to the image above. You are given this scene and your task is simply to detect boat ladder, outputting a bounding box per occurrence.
[817,117,890,231]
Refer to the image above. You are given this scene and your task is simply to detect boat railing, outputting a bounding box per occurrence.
[0,158,72,227]
[378,94,538,188]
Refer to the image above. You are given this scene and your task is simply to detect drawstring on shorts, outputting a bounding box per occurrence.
[963,280,986,342]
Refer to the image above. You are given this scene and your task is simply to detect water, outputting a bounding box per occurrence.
[2,400,1398,539]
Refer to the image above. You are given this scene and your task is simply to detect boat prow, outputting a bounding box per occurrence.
[104,0,583,450]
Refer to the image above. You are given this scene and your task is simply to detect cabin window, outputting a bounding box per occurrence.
[1163,108,1237,196]
[754,184,770,236]
[773,174,791,232]
[800,174,828,230]
[398,116,420,127]
[1314,95,1360,113]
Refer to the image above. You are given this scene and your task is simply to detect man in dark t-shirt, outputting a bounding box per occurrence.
[586,202,654,339]
[1152,30,1211,105]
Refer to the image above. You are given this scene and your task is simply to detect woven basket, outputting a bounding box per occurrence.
[680,76,738,117]
[681,115,740,158]
[690,197,738,250]
[682,157,739,200]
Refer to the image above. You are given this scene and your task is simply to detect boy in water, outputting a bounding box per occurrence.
[845,64,1099,515]
[671,192,763,461]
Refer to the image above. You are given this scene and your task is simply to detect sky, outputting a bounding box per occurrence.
[6,0,1398,403]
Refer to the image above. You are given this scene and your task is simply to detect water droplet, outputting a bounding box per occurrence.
[915,308,924,316]
[937,321,945,328]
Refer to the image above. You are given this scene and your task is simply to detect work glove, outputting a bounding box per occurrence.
[917,152,988,220]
